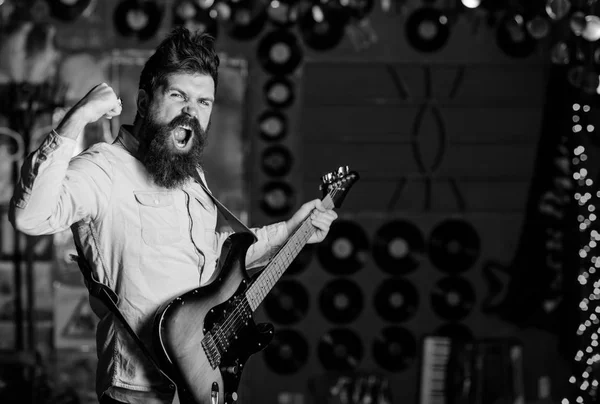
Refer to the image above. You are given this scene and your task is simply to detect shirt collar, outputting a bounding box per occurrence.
[114,125,141,160]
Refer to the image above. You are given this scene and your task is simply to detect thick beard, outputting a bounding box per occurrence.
[139,113,207,189]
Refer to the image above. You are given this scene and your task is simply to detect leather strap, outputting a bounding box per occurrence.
[192,169,257,242]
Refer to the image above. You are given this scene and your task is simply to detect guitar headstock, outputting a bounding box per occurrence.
[319,166,360,208]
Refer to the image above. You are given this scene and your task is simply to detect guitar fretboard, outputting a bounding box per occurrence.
[245,194,335,311]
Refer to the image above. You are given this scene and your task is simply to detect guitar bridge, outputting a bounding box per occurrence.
[202,332,221,369]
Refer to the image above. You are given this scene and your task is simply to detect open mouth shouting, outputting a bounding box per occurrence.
[171,124,193,150]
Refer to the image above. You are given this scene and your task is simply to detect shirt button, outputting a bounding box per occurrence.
[38,155,46,161]
[154,199,159,204]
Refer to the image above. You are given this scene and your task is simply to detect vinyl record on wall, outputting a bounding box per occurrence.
[435,322,474,343]
[263,328,309,374]
[261,145,293,177]
[372,326,416,372]
[372,219,425,275]
[47,0,92,21]
[286,244,315,276]
[405,7,450,53]
[113,0,163,41]
[430,276,475,321]
[258,110,287,142]
[260,181,295,216]
[319,279,364,324]
[496,14,537,58]
[428,219,480,274]
[373,278,419,322]
[172,0,218,39]
[257,29,303,75]
[264,280,309,324]
[267,0,300,27]
[264,76,295,109]
[297,1,348,51]
[317,220,369,275]
[224,1,268,40]
[318,328,364,371]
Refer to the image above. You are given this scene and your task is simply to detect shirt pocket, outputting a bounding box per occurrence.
[134,191,182,246]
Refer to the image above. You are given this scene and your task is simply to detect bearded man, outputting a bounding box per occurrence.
[9,27,337,404]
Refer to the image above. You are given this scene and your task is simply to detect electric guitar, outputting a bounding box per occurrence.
[152,166,359,404]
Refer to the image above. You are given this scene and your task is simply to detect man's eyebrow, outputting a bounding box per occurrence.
[164,86,186,95]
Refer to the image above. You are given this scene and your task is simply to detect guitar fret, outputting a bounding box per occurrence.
[245,194,335,312]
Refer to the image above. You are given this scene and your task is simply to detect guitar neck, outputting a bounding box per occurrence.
[245,194,334,311]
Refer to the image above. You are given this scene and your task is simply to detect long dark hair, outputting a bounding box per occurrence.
[139,27,220,98]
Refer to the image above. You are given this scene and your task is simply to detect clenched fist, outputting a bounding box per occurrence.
[74,83,123,123]
[55,83,123,140]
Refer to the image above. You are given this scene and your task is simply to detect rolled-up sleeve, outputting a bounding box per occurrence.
[9,131,113,235]
[215,221,289,269]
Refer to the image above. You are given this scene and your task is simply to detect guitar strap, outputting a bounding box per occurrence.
[71,170,257,393]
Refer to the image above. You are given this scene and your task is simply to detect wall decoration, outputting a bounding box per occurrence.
[372,219,425,275]
[264,279,310,325]
[317,327,363,371]
[318,278,364,324]
[263,328,309,374]
[316,219,369,275]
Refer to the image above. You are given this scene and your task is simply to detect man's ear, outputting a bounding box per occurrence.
[137,89,149,118]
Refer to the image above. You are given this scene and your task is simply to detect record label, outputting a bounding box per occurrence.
[373,219,425,275]
[428,219,481,274]
[372,326,416,372]
[318,328,364,371]
[373,278,419,322]
[264,280,309,324]
[260,181,295,216]
[430,276,475,320]
[317,220,369,275]
[257,30,303,75]
[263,329,309,374]
[319,279,364,324]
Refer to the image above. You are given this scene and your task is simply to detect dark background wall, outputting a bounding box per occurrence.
[1,0,577,403]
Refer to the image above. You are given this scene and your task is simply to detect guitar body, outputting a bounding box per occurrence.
[153,232,274,404]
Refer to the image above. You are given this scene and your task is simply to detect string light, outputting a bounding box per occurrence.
[565,103,600,403]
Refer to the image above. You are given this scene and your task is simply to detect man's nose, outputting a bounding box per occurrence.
[182,104,198,118]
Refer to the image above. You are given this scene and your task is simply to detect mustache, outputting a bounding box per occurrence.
[167,114,203,136]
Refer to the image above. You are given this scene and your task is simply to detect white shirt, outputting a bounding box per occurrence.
[9,126,288,403]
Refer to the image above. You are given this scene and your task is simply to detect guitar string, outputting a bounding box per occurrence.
[216,192,337,337]
[211,189,340,350]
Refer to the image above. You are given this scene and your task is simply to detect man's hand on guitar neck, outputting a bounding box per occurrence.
[285,199,338,244]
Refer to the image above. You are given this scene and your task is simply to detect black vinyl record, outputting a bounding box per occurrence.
[264,76,295,109]
[428,218,480,273]
[113,0,162,41]
[405,7,450,53]
[172,0,218,39]
[264,280,309,324]
[257,29,303,75]
[258,110,287,142]
[372,219,425,275]
[261,145,293,177]
[430,276,475,320]
[372,326,416,372]
[225,3,268,40]
[47,0,92,21]
[267,0,299,27]
[260,181,295,216]
[319,279,364,324]
[318,328,363,371]
[435,322,474,343]
[496,15,537,58]
[263,328,309,374]
[298,1,347,51]
[373,278,419,322]
[285,244,315,276]
[317,220,369,275]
